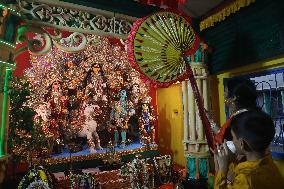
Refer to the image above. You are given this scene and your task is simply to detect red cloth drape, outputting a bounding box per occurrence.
[138,0,186,8]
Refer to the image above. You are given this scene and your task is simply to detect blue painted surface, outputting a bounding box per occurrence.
[187,157,196,179]
[51,142,154,159]
[272,151,284,160]
[199,158,208,179]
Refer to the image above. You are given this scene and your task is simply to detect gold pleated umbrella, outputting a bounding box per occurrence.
[127,10,200,87]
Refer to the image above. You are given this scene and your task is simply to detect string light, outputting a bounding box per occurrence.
[0,3,21,17]
[0,39,16,49]
[0,60,15,68]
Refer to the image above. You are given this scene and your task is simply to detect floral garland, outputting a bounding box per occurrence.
[121,158,153,189]
[27,180,51,189]
[153,155,172,184]
[70,172,97,189]
[18,166,53,189]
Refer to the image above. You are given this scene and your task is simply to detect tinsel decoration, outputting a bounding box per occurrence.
[34,145,158,166]
[200,0,256,31]
[8,77,56,160]
[8,78,34,160]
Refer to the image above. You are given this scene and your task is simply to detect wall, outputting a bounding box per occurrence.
[156,74,220,168]
[201,0,284,74]
[157,83,186,167]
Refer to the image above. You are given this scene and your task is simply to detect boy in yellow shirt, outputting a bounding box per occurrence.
[213,110,284,189]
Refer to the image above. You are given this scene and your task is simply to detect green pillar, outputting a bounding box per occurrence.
[0,3,19,156]
[0,68,11,156]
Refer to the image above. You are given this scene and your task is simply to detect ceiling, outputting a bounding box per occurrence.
[179,0,224,18]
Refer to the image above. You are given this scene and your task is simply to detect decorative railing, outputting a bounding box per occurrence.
[16,0,136,39]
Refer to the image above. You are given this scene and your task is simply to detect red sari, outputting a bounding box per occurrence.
[214,109,248,144]
[214,117,233,144]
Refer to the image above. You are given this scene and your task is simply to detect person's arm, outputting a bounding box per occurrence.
[214,172,251,189]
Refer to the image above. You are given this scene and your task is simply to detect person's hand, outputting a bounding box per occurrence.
[210,147,219,172]
[216,140,230,175]
[211,140,230,175]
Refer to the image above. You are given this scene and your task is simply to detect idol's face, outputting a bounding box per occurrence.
[120,89,127,97]
[142,103,149,112]
[132,84,139,93]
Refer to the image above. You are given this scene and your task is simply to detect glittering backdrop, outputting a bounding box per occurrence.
[10,34,157,159]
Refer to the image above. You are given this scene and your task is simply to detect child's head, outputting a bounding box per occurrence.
[230,110,275,155]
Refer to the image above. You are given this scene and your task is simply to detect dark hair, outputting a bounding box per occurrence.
[230,110,275,153]
[227,78,257,109]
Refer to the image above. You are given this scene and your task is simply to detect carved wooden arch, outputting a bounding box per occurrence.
[13,0,137,56]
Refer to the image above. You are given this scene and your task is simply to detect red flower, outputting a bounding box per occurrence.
[159,183,174,189]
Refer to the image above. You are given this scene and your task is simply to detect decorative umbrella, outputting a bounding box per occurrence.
[127,10,215,150]
[127,10,200,87]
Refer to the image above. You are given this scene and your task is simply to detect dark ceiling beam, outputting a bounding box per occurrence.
[180,3,199,18]
[60,0,159,18]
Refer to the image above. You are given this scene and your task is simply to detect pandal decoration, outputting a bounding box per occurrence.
[127,10,200,88]
[70,172,97,189]
[121,156,154,189]
[200,0,256,31]
[127,10,215,150]
[102,141,121,165]
[18,166,53,189]
[153,155,172,184]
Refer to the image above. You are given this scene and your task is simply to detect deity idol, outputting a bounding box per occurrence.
[138,100,156,145]
[78,103,102,153]
[48,81,68,143]
[110,88,135,147]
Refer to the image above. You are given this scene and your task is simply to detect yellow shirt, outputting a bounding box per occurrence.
[214,155,284,189]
